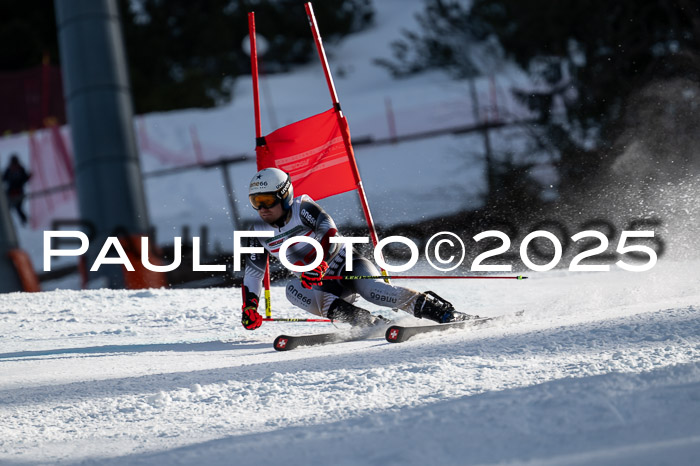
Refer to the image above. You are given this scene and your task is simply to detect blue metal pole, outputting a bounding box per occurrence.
[55,0,150,287]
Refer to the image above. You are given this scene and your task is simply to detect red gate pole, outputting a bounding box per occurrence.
[249,13,263,146]
[304,2,388,280]
[248,12,273,318]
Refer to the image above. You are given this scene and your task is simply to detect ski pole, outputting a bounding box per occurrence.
[324,275,527,280]
[262,317,332,323]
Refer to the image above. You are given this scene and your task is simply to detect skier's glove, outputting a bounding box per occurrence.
[242,305,262,330]
[300,260,329,289]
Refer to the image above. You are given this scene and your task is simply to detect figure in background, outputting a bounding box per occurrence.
[3,154,31,226]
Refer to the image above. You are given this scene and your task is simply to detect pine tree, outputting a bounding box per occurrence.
[380,0,700,196]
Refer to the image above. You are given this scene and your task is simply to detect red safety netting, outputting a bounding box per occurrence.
[137,118,230,166]
[0,65,65,134]
[28,126,77,229]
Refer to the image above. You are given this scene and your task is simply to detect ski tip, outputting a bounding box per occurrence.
[385,325,403,343]
[517,275,528,280]
[273,335,293,351]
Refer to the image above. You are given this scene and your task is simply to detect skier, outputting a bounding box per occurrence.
[2,154,31,226]
[241,167,477,330]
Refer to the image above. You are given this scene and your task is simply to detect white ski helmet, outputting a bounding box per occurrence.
[248,168,294,211]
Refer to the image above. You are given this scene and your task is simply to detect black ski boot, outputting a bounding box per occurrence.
[413,291,479,323]
[328,299,389,328]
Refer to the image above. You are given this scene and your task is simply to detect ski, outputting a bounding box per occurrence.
[385,310,524,344]
[273,331,350,351]
[273,324,387,351]
[274,311,524,350]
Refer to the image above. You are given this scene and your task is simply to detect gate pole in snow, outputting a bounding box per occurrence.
[304,2,389,281]
[55,0,159,288]
[248,12,273,318]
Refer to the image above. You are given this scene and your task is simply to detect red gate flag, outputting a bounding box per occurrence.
[255,108,357,200]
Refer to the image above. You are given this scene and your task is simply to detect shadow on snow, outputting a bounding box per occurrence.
[0,340,269,360]
[51,361,700,466]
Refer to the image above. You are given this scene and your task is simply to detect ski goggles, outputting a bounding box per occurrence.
[249,193,281,210]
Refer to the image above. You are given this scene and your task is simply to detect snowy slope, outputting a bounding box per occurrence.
[1,260,699,464]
